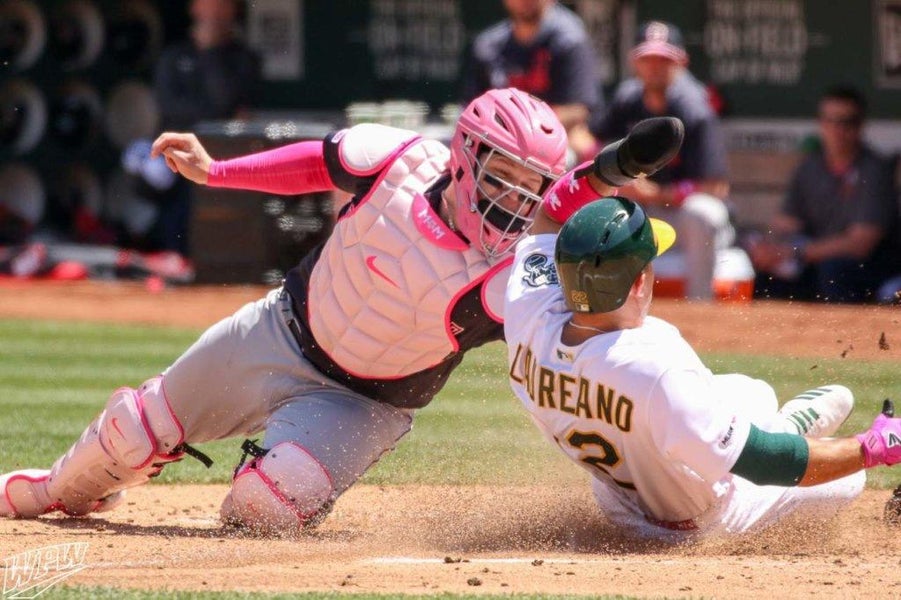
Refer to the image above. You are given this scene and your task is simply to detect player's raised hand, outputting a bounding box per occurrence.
[150,132,213,185]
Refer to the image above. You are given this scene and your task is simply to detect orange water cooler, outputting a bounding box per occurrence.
[653,247,755,302]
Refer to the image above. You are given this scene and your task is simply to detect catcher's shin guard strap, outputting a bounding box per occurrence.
[176,443,214,469]
[233,438,268,477]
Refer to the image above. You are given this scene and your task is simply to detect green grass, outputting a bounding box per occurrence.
[0,317,898,489]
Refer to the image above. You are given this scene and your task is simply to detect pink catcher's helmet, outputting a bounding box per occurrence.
[450,88,568,258]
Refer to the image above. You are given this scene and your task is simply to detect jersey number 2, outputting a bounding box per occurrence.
[567,430,620,470]
[564,430,634,490]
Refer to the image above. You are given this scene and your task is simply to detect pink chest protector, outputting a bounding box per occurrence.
[307,137,506,378]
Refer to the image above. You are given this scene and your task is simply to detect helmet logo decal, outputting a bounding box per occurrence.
[569,290,590,312]
[522,253,559,287]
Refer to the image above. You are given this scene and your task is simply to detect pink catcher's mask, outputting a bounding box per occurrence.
[449,88,568,258]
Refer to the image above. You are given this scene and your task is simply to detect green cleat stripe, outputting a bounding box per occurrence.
[788,414,809,433]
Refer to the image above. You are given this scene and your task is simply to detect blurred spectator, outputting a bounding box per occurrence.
[149,0,260,255]
[462,0,601,160]
[748,86,899,303]
[0,160,192,281]
[154,0,260,131]
[0,165,43,246]
[591,20,733,300]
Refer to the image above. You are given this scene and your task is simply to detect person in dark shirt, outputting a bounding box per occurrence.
[463,0,601,160]
[154,0,260,131]
[148,0,261,255]
[592,21,733,300]
[749,86,899,303]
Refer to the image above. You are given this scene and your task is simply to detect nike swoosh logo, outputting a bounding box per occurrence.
[365,255,399,288]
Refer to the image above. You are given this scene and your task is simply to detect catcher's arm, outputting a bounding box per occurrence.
[533,116,685,235]
[150,132,334,195]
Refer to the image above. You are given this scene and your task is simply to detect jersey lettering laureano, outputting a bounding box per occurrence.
[509,343,633,431]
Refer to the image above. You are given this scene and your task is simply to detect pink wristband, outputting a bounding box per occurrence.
[857,429,886,468]
[543,162,612,224]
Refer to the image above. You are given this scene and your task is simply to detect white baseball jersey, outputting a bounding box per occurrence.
[504,234,754,526]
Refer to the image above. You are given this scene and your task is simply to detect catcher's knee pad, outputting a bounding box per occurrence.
[220,441,334,533]
[1,376,185,518]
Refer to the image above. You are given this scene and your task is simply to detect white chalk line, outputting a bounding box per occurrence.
[85,560,169,568]
[366,557,614,565]
[365,556,896,567]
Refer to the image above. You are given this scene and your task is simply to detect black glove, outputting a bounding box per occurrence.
[577,117,685,186]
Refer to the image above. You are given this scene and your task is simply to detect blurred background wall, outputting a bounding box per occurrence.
[2,0,900,283]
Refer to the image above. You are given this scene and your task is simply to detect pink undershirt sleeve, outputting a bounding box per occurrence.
[206,140,335,195]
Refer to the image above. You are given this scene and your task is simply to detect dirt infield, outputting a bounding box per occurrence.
[0,281,899,598]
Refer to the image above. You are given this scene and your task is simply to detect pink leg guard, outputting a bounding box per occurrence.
[1,376,185,518]
[220,441,334,533]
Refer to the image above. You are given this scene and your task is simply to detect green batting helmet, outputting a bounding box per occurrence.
[555,197,676,313]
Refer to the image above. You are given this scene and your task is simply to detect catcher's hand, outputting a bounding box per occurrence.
[150,132,213,185]
[857,399,901,468]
